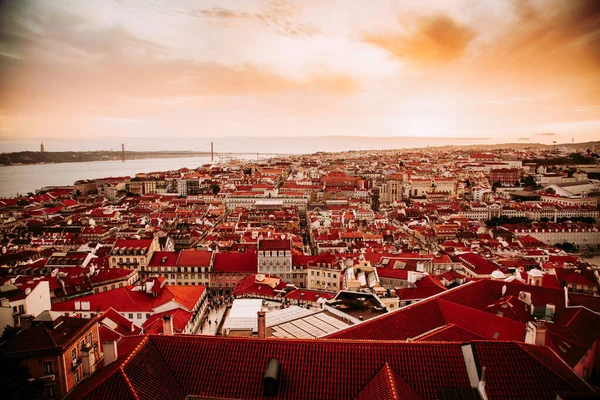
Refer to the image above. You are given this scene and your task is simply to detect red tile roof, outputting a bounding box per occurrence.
[52,284,205,313]
[142,309,192,335]
[176,249,212,267]
[148,251,179,267]
[354,363,423,400]
[212,251,257,273]
[258,238,291,251]
[0,316,97,354]
[73,336,592,400]
[113,238,153,249]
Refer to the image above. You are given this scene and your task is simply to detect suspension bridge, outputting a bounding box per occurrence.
[109,141,290,163]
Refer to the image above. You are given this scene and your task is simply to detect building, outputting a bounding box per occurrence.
[108,238,160,278]
[210,251,257,296]
[257,238,292,281]
[52,277,207,329]
[0,280,51,329]
[489,168,521,186]
[175,249,213,286]
[0,312,102,400]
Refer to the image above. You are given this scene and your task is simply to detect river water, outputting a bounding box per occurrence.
[0,157,215,197]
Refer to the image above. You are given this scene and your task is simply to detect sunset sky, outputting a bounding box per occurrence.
[0,0,599,151]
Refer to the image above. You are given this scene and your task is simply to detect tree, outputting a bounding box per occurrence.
[1,325,21,341]
[210,184,221,195]
[523,175,537,189]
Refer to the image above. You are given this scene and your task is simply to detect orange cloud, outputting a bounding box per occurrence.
[364,14,476,64]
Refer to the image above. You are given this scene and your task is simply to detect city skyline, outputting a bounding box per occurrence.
[0,0,599,149]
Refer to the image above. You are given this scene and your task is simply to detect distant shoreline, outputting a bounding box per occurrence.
[0,151,215,166]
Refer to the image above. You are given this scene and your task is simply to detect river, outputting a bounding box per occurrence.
[0,156,215,197]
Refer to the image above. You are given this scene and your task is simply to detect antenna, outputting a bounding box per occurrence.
[121,143,125,162]
[552,141,557,151]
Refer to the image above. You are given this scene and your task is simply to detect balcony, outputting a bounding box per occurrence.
[71,358,82,371]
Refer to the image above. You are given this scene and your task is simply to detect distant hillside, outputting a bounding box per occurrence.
[423,141,600,151]
[0,151,210,166]
[1,139,598,165]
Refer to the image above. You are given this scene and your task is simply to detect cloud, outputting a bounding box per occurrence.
[535,132,556,136]
[363,14,476,64]
[191,1,319,38]
[476,0,600,80]
[517,137,530,141]
[0,6,358,117]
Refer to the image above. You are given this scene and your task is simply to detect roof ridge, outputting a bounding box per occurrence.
[42,323,59,347]
[382,363,400,400]
[147,336,189,396]
[517,342,595,392]
[120,336,149,370]
[119,367,140,400]
[73,336,146,400]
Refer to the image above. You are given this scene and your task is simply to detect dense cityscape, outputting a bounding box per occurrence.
[2,0,600,398]
[0,143,599,399]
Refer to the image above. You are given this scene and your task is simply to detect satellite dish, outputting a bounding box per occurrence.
[501,285,507,296]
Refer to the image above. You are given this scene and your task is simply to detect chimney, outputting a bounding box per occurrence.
[525,320,547,346]
[81,344,96,377]
[461,343,481,389]
[263,358,281,397]
[257,311,266,339]
[478,366,488,400]
[162,314,174,336]
[103,340,118,365]
[19,314,34,331]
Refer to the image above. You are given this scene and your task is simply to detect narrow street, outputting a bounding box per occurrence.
[195,297,232,335]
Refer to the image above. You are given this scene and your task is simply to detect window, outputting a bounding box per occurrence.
[128,313,133,319]
[103,286,107,292]
[80,339,85,349]
[137,313,142,319]
[71,348,77,364]
[43,361,54,375]
[94,288,99,294]
[18,305,25,314]
[111,284,115,290]
[146,313,151,319]
[87,332,93,345]
[119,283,123,288]
[74,369,80,384]
[44,386,56,399]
